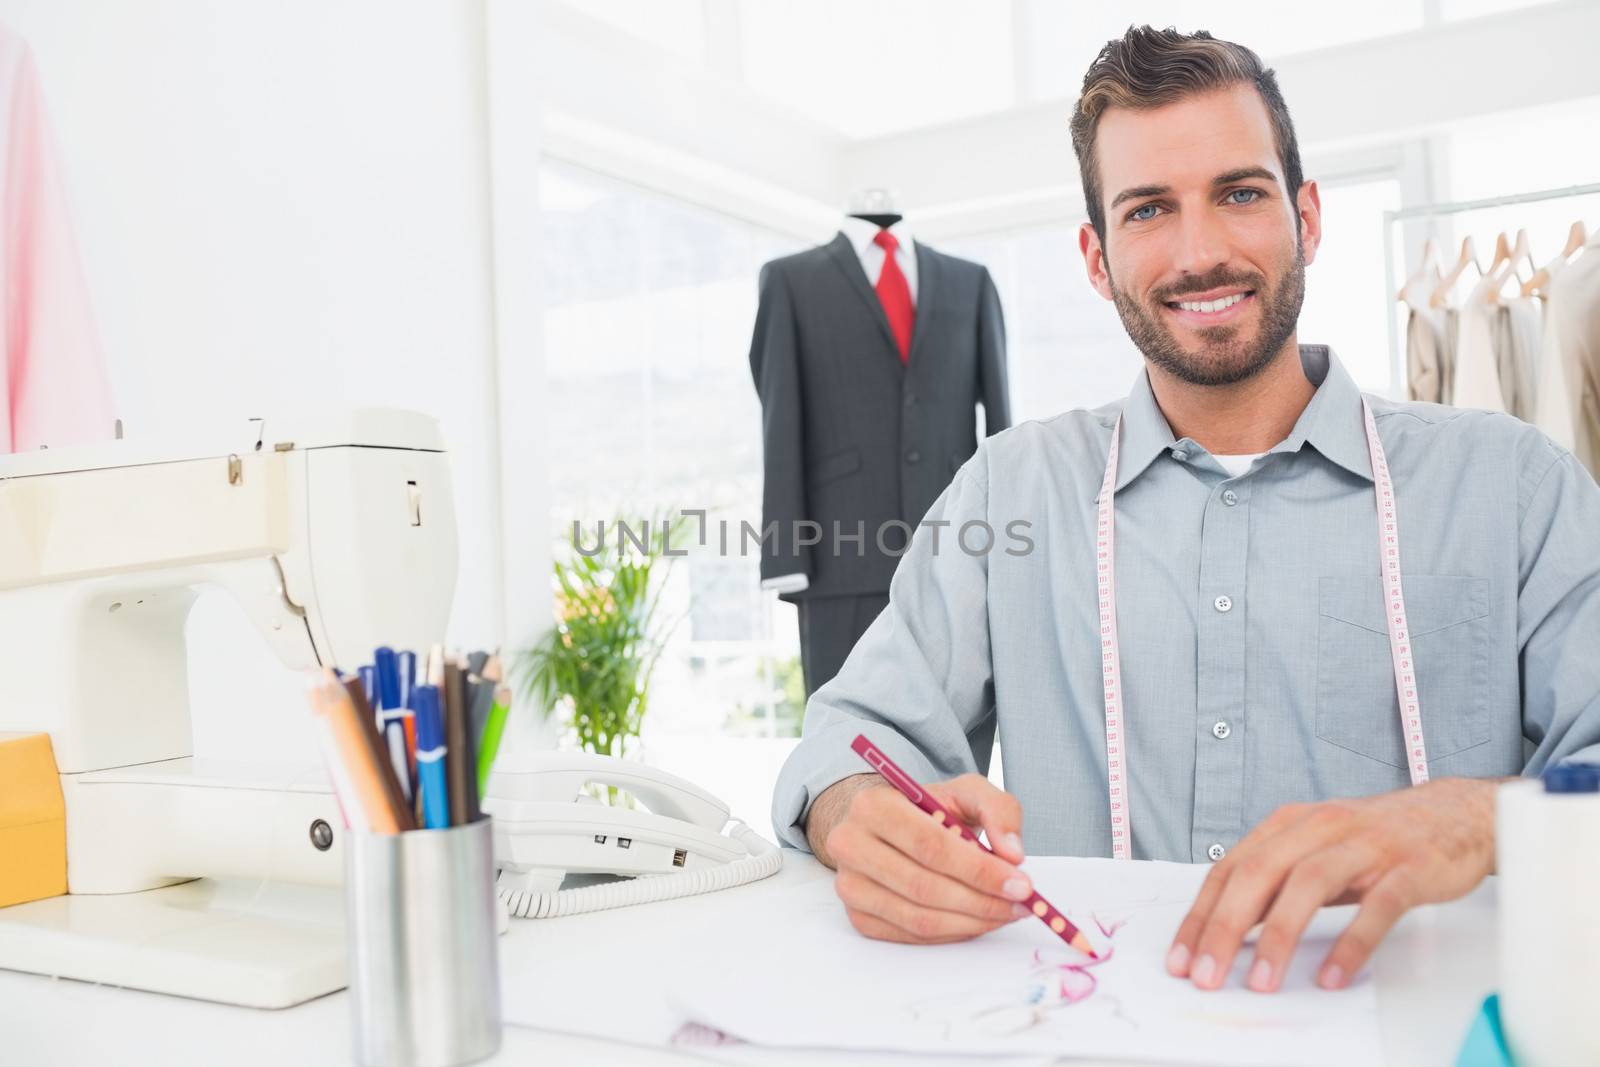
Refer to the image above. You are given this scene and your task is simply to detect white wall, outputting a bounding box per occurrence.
[0,1,505,763]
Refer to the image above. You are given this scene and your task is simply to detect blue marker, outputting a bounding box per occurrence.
[373,647,414,804]
[414,685,450,830]
[396,650,417,713]
[358,666,378,709]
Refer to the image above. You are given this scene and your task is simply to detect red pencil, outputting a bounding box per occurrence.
[851,734,1098,959]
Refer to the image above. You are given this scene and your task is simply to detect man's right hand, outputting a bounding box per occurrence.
[804,771,1034,944]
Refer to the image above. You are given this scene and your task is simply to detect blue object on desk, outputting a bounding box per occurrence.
[1456,994,1513,1067]
[414,684,450,830]
[375,646,401,710]
[397,649,417,713]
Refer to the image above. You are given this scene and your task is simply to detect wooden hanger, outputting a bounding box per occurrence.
[1430,235,1481,308]
[1491,231,1512,267]
[1488,229,1533,306]
[1523,221,1588,299]
[1565,220,1588,257]
[1397,237,1442,305]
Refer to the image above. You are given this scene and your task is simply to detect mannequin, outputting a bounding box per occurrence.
[749,188,1011,695]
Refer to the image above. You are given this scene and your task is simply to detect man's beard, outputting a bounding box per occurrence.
[1108,241,1305,388]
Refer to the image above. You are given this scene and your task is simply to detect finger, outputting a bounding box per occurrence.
[1318,869,1417,990]
[836,869,1013,944]
[1189,806,1358,990]
[845,907,920,944]
[858,785,1032,903]
[1168,861,1232,977]
[1167,802,1315,977]
[845,906,1004,946]
[839,825,1026,924]
[1246,839,1381,993]
[929,775,1027,863]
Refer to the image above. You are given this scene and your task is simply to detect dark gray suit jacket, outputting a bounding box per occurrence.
[749,232,1011,601]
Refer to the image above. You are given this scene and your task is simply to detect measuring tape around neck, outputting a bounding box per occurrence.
[1095,396,1428,861]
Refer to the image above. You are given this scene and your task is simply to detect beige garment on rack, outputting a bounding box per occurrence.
[1535,239,1600,478]
[1493,296,1542,422]
[1455,300,1509,413]
[1405,303,1455,403]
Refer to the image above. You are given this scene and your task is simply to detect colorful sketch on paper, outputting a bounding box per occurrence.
[905,911,1139,1039]
[670,1020,746,1047]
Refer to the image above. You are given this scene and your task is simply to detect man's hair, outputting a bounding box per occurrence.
[1069,26,1304,246]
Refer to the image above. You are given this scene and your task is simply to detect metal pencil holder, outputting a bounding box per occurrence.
[345,817,502,1067]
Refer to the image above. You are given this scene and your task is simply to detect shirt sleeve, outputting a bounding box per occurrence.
[770,458,999,850]
[1518,444,1600,769]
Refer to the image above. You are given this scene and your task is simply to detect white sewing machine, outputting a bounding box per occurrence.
[0,409,457,1008]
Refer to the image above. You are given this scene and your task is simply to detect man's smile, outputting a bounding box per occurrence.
[1162,287,1257,326]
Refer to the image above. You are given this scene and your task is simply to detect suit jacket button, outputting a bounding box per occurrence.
[904,393,917,407]
[906,450,921,463]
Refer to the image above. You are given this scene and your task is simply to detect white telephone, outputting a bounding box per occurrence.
[483,752,782,918]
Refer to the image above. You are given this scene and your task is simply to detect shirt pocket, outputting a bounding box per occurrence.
[1315,574,1490,768]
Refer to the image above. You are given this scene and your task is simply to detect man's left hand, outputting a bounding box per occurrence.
[1165,777,1501,993]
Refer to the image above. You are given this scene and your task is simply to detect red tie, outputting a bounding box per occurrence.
[873,229,914,364]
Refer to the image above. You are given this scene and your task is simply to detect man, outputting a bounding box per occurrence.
[770,26,1600,996]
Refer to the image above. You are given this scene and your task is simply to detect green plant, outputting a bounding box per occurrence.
[514,513,689,765]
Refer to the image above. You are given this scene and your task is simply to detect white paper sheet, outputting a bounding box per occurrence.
[667,857,1383,1066]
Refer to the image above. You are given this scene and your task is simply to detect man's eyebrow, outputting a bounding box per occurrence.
[1110,168,1281,213]
[1109,184,1169,211]
[1212,166,1277,188]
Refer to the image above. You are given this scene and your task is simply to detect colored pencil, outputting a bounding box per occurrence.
[851,734,1097,958]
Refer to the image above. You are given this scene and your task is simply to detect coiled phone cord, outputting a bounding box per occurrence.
[496,820,783,919]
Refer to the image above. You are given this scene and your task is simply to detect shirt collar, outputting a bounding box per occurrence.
[840,215,915,260]
[1106,344,1374,498]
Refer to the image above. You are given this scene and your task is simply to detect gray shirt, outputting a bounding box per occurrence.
[771,346,1600,863]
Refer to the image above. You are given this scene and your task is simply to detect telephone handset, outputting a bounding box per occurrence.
[483,751,782,918]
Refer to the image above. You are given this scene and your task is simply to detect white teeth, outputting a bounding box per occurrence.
[1176,293,1246,313]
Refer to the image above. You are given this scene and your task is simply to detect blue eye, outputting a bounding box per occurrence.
[1129,204,1159,222]
[1227,188,1262,205]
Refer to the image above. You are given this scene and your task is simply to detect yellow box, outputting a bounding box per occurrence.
[0,732,66,907]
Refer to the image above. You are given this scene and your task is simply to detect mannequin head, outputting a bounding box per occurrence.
[1071,28,1322,387]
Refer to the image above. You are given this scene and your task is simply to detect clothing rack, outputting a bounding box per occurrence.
[1381,180,1600,401]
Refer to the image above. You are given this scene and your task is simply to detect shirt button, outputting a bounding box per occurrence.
[1222,489,1239,506]
[1171,448,1189,461]
[904,392,917,407]
[1207,843,1226,862]
[1212,721,1231,740]
[1214,594,1233,613]
[905,449,921,464]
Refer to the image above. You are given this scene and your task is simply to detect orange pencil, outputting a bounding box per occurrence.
[309,671,402,834]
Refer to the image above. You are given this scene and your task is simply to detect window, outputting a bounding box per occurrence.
[539,160,806,815]
[941,225,1142,422]
[939,178,1402,421]
[1299,177,1403,393]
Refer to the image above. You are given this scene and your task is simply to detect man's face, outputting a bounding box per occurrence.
[1079,85,1321,387]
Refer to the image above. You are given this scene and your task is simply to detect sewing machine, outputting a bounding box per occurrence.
[0,410,457,1008]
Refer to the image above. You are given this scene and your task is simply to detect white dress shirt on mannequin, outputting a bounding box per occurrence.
[838,215,919,303]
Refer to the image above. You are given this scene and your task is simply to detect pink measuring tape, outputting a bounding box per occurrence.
[1095,396,1428,861]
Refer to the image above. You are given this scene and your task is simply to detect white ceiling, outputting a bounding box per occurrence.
[553,0,1555,140]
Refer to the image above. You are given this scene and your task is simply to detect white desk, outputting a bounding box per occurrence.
[0,853,1496,1066]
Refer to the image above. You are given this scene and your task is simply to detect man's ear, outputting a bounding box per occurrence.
[1080,222,1114,301]
[1296,179,1323,268]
